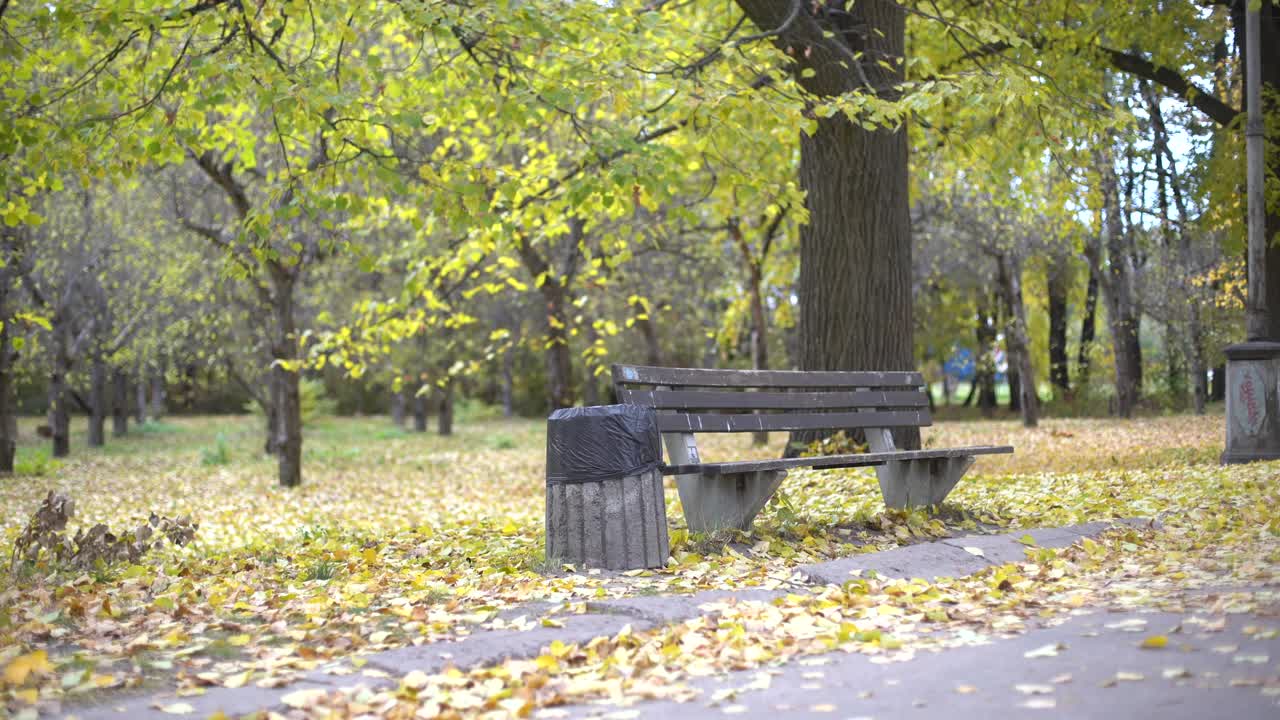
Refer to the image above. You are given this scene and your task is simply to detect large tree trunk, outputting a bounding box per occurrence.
[111,368,129,437]
[733,0,915,452]
[1078,266,1099,389]
[88,356,106,447]
[1093,152,1143,418]
[1046,261,1071,394]
[998,253,1039,427]
[271,272,302,488]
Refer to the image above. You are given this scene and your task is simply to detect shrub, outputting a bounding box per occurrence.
[15,448,63,477]
[9,491,197,575]
[200,434,231,466]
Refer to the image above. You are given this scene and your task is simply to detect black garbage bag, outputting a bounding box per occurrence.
[546,404,661,484]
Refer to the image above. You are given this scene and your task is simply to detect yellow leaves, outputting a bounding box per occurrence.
[4,651,52,687]
[156,702,195,714]
[501,520,520,536]
[227,634,252,647]
[1140,635,1169,649]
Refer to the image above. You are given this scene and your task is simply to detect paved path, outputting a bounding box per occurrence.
[71,520,1190,719]
[566,597,1280,719]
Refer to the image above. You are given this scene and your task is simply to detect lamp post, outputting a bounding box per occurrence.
[1222,1,1280,464]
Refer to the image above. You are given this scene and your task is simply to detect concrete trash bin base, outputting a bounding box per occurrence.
[544,405,670,570]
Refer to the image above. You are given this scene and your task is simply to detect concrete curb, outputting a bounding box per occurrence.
[797,519,1154,585]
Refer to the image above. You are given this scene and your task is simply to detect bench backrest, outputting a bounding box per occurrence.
[611,364,930,434]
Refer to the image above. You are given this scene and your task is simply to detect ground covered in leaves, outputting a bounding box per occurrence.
[1,410,1276,718]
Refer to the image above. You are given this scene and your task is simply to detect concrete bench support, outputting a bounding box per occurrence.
[665,431,784,533]
[545,469,669,571]
[867,428,974,509]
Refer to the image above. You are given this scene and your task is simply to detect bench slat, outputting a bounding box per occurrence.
[617,388,929,411]
[613,364,923,389]
[656,410,930,433]
[661,445,1014,476]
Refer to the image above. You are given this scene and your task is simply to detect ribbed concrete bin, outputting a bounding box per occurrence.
[545,405,669,570]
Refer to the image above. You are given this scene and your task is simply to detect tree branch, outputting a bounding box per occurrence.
[1102,46,1240,127]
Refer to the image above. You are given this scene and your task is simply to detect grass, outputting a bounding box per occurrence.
[1,407,1274,714]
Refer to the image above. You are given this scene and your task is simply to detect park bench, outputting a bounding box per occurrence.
[612,363,1014,533]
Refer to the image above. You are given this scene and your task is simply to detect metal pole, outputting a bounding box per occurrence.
[1245,0,1268,340]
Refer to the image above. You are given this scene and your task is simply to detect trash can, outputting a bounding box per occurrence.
[545,404,669,570]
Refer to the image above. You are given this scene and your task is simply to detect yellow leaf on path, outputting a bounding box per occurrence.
[809,704,836,712]
[14,688,38,704]
[501,520,519,535]
[1140,635,1168,649]
[955,684,977,694]
[227,634,251,646]
[157,702,194,714]
[223,671,251,689]
[362,547,378,563]
[4,650,53,686]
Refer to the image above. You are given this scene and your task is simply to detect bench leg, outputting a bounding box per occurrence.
[676,470,786,533]
[875,456,974,509]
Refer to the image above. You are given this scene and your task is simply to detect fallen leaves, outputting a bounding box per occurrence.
[3,651,53,686]
[2,413,1279,718]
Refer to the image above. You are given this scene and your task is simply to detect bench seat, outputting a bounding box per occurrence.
[612,363,1015,532]
[661,444,1013,477]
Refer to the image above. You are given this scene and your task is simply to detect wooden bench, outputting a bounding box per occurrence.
[612,364,1013,533]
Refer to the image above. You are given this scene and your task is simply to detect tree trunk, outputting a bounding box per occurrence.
[733,0,915,452]
[1007,368,1021,412]
[438,376,454,437]
[583,320,601,406]
[88,356,106,447]
[1211,363,1226,402]
[49,322,70,458]
[543,288,574,411]
[271,271,302,488]
[501,345,515,417]
[135,365,147,423]
[111,369,129,437]
[275,365,302,487]
[391,388,406,426]
[413,387,428,432]
[1078,266,1099,389]
[1092,149,1143,418]
[0,316,14,473]
[149,369,166,421]
[264,372,280,455]
[631,298,664,367]
[975,296,997,418]
[1186,311,1208,415]
[748,264,770,446]
[998,253,1039,427]
[1046,261,1071,394]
